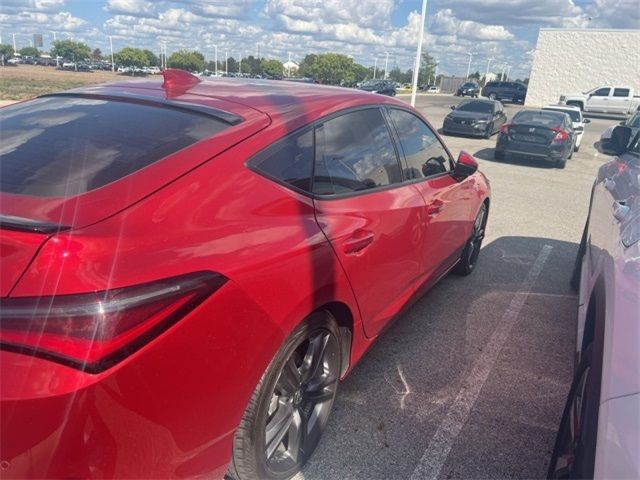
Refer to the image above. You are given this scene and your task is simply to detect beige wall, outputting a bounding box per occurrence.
[526,29,640,107]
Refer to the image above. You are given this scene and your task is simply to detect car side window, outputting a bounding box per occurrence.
[313,108,402,196]
[248,128,314,192]
[593,87,611,96]
[387,108,453,180]
[613,88,630,97]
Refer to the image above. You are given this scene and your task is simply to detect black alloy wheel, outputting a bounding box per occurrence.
[230,313,341,480]
[454,204,487,276]
[548,345,600,479]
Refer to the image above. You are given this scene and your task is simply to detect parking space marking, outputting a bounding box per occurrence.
[409,245,553,480]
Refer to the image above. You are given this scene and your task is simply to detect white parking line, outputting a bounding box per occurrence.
[409,245,554,480]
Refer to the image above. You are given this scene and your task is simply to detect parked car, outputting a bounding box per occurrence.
[61,61,76,70]
[427,85,440,93]
[494,109,576,168]
[481,81,527,103]
[0,70,491,480]
[358,79,396,96]
[543,104,591,152]
[560,86,640,116]
[455,82,480,98]
[549,125,640,479]
[443,99,507,139]
[6,57,20,65]
[601,111,640,152]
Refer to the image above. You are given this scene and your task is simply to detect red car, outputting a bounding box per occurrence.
[0,70,490,479]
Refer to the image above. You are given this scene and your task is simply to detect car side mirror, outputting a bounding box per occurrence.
[619,121,626,125]
[583,118,591,124]
[454,151,478,178]
[602,125,633,155]
[450,105,456,110]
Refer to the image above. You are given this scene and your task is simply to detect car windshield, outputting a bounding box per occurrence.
[361,81,381,88]
[0,96,231,197]
[627,113,640,128]
[513,110,565,127]
[462,83,476,88]
[456,101,493,114]
[543,108,581,122]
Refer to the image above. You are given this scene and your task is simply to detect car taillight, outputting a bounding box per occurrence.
[0,272,226,373]
[552,128,569,142]
[500,123,511,134]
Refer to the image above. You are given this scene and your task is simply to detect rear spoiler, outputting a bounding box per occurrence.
[0,214,71,234]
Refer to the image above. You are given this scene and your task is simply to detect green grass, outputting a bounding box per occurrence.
[0,77,89,100]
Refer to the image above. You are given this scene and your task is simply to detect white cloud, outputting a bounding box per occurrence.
[430,9,514,41]
[105,0,154,16]
[585,0,640,29]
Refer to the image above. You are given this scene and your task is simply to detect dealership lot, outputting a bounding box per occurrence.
[296,95,619,479]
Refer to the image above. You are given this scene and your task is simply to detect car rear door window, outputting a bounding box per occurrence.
[387,108,452,180]
[248,129,313,192]
[0,96,231,197]
[613,88,630,97]
[313,108,402,195]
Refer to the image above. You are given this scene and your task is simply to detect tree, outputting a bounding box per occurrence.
[19,46,40,57]
[298,54,318,77]
[142,49,158,67]
[51,39,91,62]
[241,55,262,75]
[226,56,238,73]
[114,47,149,69]
[0,44,15,62]
[167,50,205,72]
[92,48,103,60]
[261,58,283,77]
[300,53,357,85]
[419,52,437,84]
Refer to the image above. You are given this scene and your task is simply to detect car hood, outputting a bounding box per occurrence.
[447,111,491,122]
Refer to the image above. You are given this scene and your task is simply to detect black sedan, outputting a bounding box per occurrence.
[455,82,480,97]
[358,80,396,96]
[495,110,576,168]
[442,99,507,139]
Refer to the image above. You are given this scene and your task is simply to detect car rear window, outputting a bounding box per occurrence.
[0,96,231,197]
[543,107,580,122]
[513,110,565,128]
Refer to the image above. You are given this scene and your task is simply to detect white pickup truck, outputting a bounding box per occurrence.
[559,86,640,116]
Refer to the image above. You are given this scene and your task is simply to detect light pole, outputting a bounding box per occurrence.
[384,51,389,79]
[212,44,218,76]
[225,50,228,75]
[410,0,428,107]
[465,52,473,79]
[373,57,377,79]
[12,33,17,53]
[239,52,242,74]
[501,64,508,81]
[51,31,58,67]
[109,36,115,72]
[505,65,511,81]
[287,51,292,77]
[484,57,493,85]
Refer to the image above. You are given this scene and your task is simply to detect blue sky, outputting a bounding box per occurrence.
[1,0,638,79]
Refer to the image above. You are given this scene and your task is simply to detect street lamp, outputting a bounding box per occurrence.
[225,50,228,75]
[410,0,428,107]
[484,57,493,85]
[212,44,218,76]
[51,31,59,67]
[373,57,377,79]
[384,51,389,79]
[109,35,115,72]
[465,52,474,79]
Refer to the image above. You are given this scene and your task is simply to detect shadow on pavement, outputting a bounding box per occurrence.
[299,235,578,480]
[474,147,557,169]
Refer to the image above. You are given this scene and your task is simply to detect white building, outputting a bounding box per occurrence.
[283,60,299,77]
[526,28,640,107]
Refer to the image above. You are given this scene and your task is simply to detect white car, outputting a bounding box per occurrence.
[427,86,440,93]
[6,57,20,65]
[549,125,640,479]
[543,104,591,152]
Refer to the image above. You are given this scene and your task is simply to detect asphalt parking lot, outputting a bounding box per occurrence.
[296,94,621,479]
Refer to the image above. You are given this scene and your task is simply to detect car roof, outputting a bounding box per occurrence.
[75,74,408,132]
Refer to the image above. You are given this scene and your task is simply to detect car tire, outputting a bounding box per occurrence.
[489,93,496,100]
[570,218,588,291]
[494,150,504,160]
[229,312,342,480]
[390,91,396,97]
[547,344,601,479]
[483,124,493,139]
[453,203,487,276]
[574,144,580,153]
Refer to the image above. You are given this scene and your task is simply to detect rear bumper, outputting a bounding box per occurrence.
[443,121,489,136]
[496,137,568,161]
[0,281,282,479]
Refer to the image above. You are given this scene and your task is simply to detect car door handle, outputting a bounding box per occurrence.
[343,230,374,254]
[426,200,444,215]
[604,177,615,191]
[613,200,630,222]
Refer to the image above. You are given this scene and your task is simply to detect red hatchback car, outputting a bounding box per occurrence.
[0,70,490,479]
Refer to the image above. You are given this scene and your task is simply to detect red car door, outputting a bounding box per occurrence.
[386,108,474,280]
[312,108,427,338]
